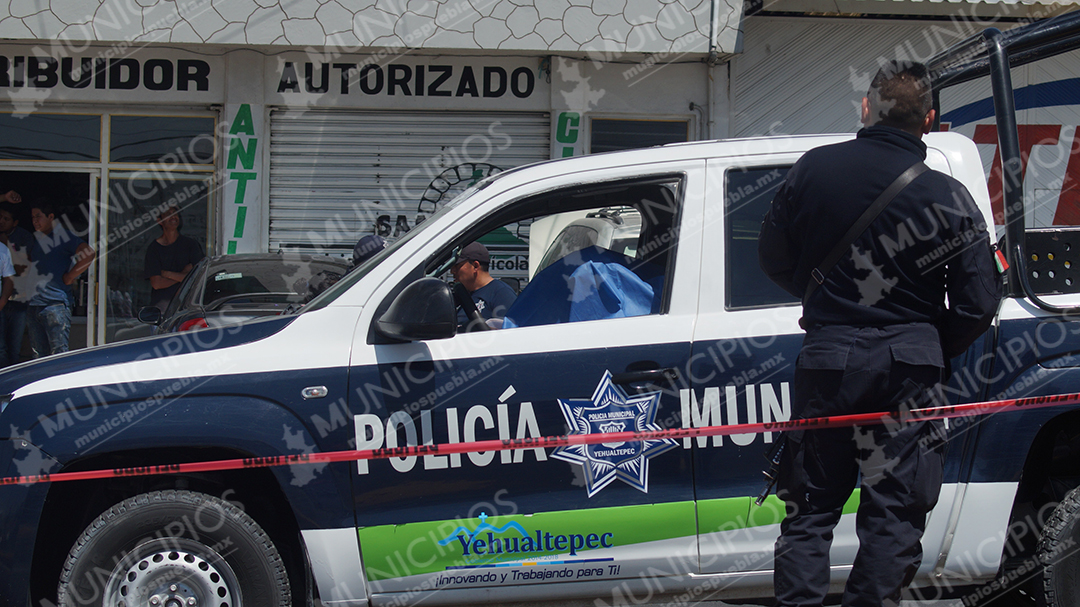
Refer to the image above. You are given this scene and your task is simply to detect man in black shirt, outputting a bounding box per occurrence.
[758,61,1002,607]
[144,205,204,311]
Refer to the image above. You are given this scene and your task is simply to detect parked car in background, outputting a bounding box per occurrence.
[138,252,348,332]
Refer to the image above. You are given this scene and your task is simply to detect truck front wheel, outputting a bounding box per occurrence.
[56,489,290,607]
[1038,485,1080,606]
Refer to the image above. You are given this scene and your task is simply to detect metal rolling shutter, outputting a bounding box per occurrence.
[268,109,550,254]
[731,18,964,136]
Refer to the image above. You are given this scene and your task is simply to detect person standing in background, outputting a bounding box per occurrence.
[27,200,95,357]
[0,203,33,366]
[350,234,385,272]
[144,205,204,311]
[452,242,516,329]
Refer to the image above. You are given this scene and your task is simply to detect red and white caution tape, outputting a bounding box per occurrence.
[3,391,1078,486]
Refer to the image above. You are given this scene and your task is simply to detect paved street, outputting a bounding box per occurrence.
[714,600,963,606]
[677,600,964,606]
[487,598,965,607]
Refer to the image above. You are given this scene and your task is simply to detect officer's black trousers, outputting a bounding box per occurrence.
[773,331,946,607]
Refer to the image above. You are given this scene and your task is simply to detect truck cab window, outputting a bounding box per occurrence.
[428,176,683,330]
[725,166,799,310]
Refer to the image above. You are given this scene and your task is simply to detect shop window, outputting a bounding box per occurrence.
[0,114,100,161]
[590,119,689,154]
[104,176,210,342]
[725,165,798,310]
[110,115,215,164]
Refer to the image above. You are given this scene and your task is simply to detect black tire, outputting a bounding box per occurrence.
[1038,485,1080,606]
[57,489,290,607]
[971,579,1046,607]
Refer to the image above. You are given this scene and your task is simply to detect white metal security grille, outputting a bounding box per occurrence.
[268,109,549,254]
[731,18,981,136]
[731,17,1080,228]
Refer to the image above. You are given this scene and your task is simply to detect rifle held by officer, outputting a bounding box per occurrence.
[755,433,787,506]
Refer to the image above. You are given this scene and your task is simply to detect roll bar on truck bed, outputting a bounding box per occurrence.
[929,10,1080,314]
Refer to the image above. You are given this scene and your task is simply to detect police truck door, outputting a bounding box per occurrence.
[347,161,706,603]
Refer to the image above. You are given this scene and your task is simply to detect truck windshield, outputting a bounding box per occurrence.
[299,185,482,312]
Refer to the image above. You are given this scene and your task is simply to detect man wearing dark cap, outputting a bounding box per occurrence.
[352,234,385,270]
[452,242,516,328]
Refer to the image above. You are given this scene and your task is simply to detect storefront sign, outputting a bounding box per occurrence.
[265,55,548,111]
[223,103,263,254]
[554,112,582,157]
[0,44,223,103]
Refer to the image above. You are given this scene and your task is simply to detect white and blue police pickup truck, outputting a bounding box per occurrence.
[6,16,1080,607]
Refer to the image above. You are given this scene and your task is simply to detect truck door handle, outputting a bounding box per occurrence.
[610,368,679,385]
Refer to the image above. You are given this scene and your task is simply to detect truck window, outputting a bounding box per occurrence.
[725,166,799,309]
[430,176,682,329]
[535,206,641,274]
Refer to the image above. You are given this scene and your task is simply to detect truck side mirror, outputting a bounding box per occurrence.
[137,306,162,325]
[375,277,458,341]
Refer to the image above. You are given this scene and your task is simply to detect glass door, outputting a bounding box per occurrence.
[100,173,211,343]
[0,169,99,358]
[0,110,218,349]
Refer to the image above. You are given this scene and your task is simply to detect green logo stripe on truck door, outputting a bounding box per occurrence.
[699,492,861,532]
[359,502,696,582]
[358,493,863,583]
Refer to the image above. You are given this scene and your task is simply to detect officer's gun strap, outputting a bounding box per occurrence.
[803,162,929,305]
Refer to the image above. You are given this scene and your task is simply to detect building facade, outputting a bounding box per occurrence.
[0,0,1072,347]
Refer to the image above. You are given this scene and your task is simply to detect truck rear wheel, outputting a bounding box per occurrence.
[56,489,290,607]
[1038,485,1080,606]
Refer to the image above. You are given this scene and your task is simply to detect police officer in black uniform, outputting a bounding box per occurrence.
[758,60,1002,607]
